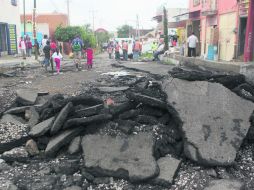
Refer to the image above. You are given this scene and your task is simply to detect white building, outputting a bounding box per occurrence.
[0,0,21,55]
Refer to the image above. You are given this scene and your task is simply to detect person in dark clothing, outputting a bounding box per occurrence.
[43,41,51,71]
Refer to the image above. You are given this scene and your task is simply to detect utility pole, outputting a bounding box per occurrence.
[33,0,38,60]
[244,0,254,62]
[23,0,26,35]
[136,15,140,40]
[67,0,70,25]
[90,10,97,32]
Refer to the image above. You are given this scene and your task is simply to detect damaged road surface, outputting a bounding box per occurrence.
[1,54,254,190]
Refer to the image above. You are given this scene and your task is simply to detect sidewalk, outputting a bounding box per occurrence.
[161,53,254,85]
[0,55,41,68]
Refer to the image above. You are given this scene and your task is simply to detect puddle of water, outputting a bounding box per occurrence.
[101,71,143,78]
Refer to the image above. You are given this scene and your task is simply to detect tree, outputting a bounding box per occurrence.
[117,25,133,38]
[163,7,169,51]
[54,25,96,48]
[96,31,113,46]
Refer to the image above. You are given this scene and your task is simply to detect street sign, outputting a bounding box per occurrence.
[7,24,17,55]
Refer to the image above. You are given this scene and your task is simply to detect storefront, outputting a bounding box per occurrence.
[0,0,20,56]
[0,23,18,55]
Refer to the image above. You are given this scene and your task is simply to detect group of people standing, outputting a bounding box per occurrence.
[18,36,33,59]
[107,39,142,61]
[41,35,94,74]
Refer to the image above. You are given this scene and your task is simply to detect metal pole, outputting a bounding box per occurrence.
[33,0,38,60]
[67,0,70,25]
[23,0,26,35]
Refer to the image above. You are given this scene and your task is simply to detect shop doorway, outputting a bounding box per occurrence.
[0,23,8,53]
[239,17,247,56]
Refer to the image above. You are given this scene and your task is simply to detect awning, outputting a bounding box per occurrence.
[173,10,201,20]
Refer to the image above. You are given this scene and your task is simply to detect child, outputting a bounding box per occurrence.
[86,46,94,70]
[52,48,63,74]
[19,37,26,59]
[26,38,32,57]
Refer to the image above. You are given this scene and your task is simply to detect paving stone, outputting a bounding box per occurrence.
[75,104,104,117]
[16,89,38,106]
[4,106,31,115]
[63,114,112,129]
[151,156,181,187]
[45,128,83,157]
[126,92,167,110]
[81,133,159,182]
[162,78,254,166]
[51,102,73,135]
[204,179,244,190]
[68,136,81,155]
[29,117,55,137]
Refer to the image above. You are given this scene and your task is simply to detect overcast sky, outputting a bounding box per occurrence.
[20,0,188,31]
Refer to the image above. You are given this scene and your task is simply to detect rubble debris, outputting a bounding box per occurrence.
[0,123,29,153]
[27,106,40,127]
[170,67,246,90]
[96,86,130,93]
[29,117,55,137]
[0,114,26,126]
[68,136,81,155]
[63,114,112,129]
[50,102,74,135]
[74,104,104,117]
[45,128,84,157]
[151,156,181,187]
[25,139,39,156]
[204,179,244,190]
[163,78,254,166]
[126,92,167,110]
[16,89,38,106]
[1,147,29,163]
[81,133,159,183]
[4,106,31,115]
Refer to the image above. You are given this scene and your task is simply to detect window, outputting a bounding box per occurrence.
[11,0,17,6]
[193,0,201,6]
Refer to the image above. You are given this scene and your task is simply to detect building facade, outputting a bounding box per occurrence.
[20,13,68,39]
[188,0,253,61]
[0,0,21,55]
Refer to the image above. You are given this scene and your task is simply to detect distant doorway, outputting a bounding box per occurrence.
[239,17,247,57]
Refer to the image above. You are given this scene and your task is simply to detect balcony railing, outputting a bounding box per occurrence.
[201,0,218,16]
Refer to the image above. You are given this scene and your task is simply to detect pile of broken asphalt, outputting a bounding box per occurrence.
[1,65,254,190]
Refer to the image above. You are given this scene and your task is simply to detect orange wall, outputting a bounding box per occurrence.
[21,14,68,38]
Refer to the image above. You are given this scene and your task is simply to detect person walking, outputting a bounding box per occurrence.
[86,46,94,70]
[26,37,32,57]
[72,35,84,71]
[107,42,113,59]
[187,32,199,57]
[115,41,121,60]
[19,37,26,59]
[122,40,128,61]
[133,39,142,60]
[52,48,63,75]
[43,40,51,71]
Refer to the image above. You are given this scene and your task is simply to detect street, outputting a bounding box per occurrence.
[0,54,254,190]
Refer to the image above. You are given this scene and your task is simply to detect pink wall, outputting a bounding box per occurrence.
[218,0,238,14]
[189,0,202,12]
